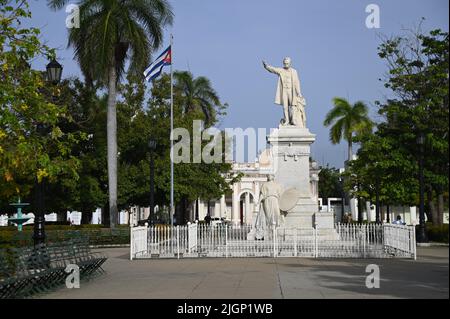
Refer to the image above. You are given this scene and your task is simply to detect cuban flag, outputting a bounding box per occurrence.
[143,46,172,82]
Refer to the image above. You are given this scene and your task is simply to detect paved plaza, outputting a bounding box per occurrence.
[42,247,448,299]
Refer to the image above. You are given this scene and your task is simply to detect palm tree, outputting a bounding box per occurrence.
[48,0,173,227]
[323,97,373,163]
[174,71,224,126]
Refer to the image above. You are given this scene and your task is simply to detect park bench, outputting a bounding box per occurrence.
[0,239,107,299]
[69,238,107,278]
[0,249,24,299]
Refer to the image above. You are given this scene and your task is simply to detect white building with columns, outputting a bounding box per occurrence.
[193,149,320,225]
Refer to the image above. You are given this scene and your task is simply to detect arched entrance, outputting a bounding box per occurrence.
[239,192,255,225]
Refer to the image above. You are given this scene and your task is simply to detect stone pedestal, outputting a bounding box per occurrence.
[268,125,333,228]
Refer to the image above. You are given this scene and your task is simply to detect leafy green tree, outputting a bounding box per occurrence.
[48,0,174,227]
[43,78,108,223]
[376,25,449,225]
[345,130,418,221]
[323,98,373,162]
[0,1,80,209]
[150,73,237,223]
[318,166,342,203]
[113,73,237,224]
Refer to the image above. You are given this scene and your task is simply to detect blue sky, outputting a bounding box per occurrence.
[27,0,449,168]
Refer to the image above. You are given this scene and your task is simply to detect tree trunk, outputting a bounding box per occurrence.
[107,64,118,228]
[195,199,199,221]
[81,211,92,225]
[174,203,182,226]
[56,211,66,222]
[102,203,110,227]
[357,197,364,223]
[427,188,438,226]
[437,192,444,226]
[181,197,187,224]
[347,139,353,163]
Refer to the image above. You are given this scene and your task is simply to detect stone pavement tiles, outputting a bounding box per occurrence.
[41,247,448,299]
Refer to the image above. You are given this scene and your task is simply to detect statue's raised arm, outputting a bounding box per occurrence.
[262,60,280,75]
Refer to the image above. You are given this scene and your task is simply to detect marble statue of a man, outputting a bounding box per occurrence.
[263,57,306,127]
[259,175,284,227]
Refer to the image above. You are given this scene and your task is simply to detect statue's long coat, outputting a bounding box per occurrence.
[264,65,302,106]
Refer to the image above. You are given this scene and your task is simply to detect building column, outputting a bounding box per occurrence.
[245,192,250,225]
[254,182,260,211]
[410,206,417,224]
[198,200,206,221]
[350,198,357,220]
[366,201,372,222]
[124,210,131,225]
[214,200,220,218]
[220,195,226,219]
[232,184,240,224]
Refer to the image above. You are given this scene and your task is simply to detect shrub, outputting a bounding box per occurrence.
[0,226,130,248]
[425,223,449,243]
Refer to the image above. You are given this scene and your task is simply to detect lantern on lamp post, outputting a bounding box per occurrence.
[46,59,63,84]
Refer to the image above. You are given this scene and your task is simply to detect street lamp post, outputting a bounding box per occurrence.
[148,139,157,224]
[33,59,63,247]
[417,133,428,243]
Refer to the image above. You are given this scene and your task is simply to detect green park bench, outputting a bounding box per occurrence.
[0,239,107,299]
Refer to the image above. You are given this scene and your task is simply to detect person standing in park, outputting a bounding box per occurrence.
[393,215,406,225]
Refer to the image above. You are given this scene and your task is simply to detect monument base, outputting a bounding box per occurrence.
[267,125,335,229]
[283,196,319,228]
[283,212,335,229]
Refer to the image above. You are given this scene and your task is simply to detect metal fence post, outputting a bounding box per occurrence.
[225,225,228,258]
[363,224,366,258]
[314,227,318,258]
[273,226,276,258]
[411,225,417,260]
[146,226,149,257]
[294,228,297,257]
[130,226,133,261]
[177,226,180,259]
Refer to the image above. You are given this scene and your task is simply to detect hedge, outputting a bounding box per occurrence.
[0,225,130,248]
[425,223,449,243]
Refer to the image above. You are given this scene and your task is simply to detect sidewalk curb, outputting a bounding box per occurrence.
[417,242,449,247]
[90,244,130,248]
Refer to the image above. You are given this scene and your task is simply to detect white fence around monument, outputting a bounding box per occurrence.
[130,223,416,260]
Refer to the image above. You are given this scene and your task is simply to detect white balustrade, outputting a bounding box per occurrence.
[130,223,416,260]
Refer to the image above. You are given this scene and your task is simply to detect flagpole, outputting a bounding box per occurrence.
[170,34,174,227]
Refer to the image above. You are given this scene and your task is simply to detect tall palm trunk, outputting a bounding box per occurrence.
[347,139,353,162]
[107,64,118,228]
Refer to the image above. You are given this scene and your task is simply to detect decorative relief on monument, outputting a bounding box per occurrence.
[281,152,309,161]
